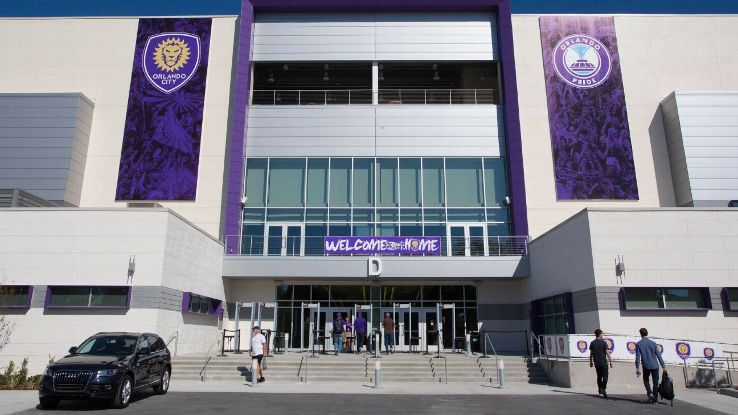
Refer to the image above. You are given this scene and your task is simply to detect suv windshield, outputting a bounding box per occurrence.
[75,335,138,356]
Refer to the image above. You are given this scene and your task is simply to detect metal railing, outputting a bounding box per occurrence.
[479,332,500,386]
[250,89,497,106]
[200,334,223,382]
[681,355,736,392]
[224,235,529,257]
[297,351,309,383]
[528,332,550,361]
[429,356,448,384]
[165,330,178,357]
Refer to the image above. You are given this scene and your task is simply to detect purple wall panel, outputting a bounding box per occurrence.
[223,0,529,238]
[540,16,638,200]
[116,18,212,201]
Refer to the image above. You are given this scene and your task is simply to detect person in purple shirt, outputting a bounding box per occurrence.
[354,313,367,353]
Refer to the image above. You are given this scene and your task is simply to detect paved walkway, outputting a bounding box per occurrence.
[2,382,736,414]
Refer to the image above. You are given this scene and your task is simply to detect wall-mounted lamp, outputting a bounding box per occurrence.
[282,63,289,71]
[127,255,136,283]
[615,255,625,283]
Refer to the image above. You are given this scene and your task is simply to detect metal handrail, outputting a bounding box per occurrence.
[224,234,529,257]
[250,88,497,106]
[199,356,211,382]
[680,356,736,392]
[165,330,178,356]
[480,332,500,386]
[528,332,550,360]
[297,351,309,383]
[429,356,448,384]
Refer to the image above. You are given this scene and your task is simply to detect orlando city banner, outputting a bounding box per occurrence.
[115,18,211,201]
[540,16,638,200]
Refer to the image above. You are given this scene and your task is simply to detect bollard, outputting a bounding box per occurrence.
[498,359,505,389]
[374,333,380,359]
[374,360,382,389]
[285,333,289,355]
[465,333,471,356]
[252,358,259,387]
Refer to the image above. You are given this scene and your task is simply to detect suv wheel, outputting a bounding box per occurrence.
[112,375,133,409]
[153,368,170,395]
[39,397,60,409]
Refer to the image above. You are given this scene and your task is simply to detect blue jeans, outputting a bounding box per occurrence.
[384,333,394,352]
[334,334,343,355]
[643,368,660,401]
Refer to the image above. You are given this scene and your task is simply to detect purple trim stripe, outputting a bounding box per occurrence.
[224,0,529,239]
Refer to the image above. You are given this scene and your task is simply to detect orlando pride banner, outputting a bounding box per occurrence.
[115,18,211,201]
[540,16,638,200]
[324,236,442,255]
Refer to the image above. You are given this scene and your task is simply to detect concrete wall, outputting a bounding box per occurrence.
[0,17,238,237]
[512,15,738,238]
[0,208,225,373]
[253,12,498,61]
[0,93,93,206]
[245,106,505,158]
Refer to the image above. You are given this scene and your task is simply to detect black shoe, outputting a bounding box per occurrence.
[647,394,654,404]
[258,377,265,383]
[598,387,603,396]
[602,390,607,399]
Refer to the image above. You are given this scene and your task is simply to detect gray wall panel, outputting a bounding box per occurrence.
[478,303,525,320]
[0,93,93,206]
[253,13,498,61]
[661,92,738,207]
[245,106,505,158]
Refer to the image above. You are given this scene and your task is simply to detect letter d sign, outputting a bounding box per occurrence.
[368,257,383,277]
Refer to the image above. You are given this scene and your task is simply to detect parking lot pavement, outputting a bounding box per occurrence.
[9,392,728,415]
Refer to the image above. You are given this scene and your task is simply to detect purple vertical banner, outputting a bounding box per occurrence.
[540,16,638,200]
[115,18,212,201]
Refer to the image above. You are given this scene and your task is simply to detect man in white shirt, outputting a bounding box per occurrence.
[250,326,267,383]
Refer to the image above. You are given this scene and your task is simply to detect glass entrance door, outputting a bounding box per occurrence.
[265,223,304,256]
[447,224,487,256]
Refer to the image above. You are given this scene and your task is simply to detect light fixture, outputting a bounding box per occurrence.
[432,63,440,81]
[282,63,289,71]
[268,69,274,83]
[127,255,136,283]
[378,64,384,81]
[323,64,330,81]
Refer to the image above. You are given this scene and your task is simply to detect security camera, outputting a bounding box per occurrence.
[240,196,248,205]
[503,196,511,206]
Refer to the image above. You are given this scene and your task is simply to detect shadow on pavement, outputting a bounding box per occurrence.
[35,390,158,411]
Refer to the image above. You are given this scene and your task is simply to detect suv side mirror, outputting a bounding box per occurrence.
[138,347,151,356]
[69,346,78,354]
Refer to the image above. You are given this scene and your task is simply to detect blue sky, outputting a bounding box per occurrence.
[1,0,737,17]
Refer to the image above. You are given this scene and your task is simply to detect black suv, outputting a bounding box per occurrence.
[39,332,171,409]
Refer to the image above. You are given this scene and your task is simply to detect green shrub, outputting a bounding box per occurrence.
[0,358,42,390]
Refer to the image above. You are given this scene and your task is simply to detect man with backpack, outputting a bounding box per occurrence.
[333,312,345,356]
[635,327,667,404]
[589,329,613,399]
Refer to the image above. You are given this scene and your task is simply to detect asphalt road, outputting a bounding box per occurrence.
[15,392,724,414]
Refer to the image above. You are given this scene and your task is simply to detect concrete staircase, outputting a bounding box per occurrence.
[171,352,549,384]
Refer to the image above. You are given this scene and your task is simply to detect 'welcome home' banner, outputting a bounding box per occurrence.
[115,18,211,201]
[324,236,442,255]
[540,16,638,200]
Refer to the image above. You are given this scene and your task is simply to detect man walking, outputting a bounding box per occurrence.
[635,327,667,404]
[250,326,267,383]
[333,312,344,355]
[354,312,367,353]
[382,312,395,354]
[589,329,613,399]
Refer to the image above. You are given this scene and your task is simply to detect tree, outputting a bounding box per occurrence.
[0,277,17,354]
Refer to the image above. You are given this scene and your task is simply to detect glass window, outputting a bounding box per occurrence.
[90,287,129,308]
[293,285,310,301]
[399,159,421,207]
[446,158,484,207]
[484,158,507,207]
[622,288,664,309]
[533,293,572,335]
[352,209,374,222]
[423,209,446,222]
[276,284,293,301]
[726,288,738,311]
[486,208,508,223]
[400,223,422,236]
[377,223,398,236]
[422,158,445,207]
[305,208,328,222]
[305,224,326,255]
[378,209,399,222]
[353,223,374,236]
[330,286,369,302]
[328,224,350,236]
[48,287,129,308]
[663,288,707,309]
[330,158,351,207]
[306,158,329,207]
[243,208,265,222]
[447,209,485,222]
[245,158,267,207]
[242,224,264,256]
[312,285,330,301]
[353,158,374,207]
[422,286,441,302]
[267,208,304,222]
[400,208,422,222]
[268,158,305,207]
[377,158,398,207]
[0,286,30,307]
[442,285,464,300]
[464,286,477,301]
[329,209,351,222]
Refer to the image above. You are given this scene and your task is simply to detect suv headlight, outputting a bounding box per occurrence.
[96,369,120,377]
